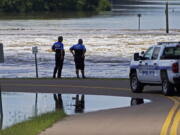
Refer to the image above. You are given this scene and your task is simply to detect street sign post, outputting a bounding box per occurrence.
[32,46,39,78]
[32,46,38,55]
[32,46,39,113]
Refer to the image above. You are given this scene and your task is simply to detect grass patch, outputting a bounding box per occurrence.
[0,110,66,135]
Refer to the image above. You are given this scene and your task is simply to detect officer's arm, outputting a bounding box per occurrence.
[82,47,86,57]
[60,49,64,59]
[70,49,75,56]
[70,46,75,56]
[52,45,55,52]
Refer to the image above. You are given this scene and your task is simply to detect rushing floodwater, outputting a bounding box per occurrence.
[0,1,180,78]
[0,92,150,129]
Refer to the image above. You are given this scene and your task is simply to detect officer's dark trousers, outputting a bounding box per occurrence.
[53,54,64,78]
[74,56,85,70]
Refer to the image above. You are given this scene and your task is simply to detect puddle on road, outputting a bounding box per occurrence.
[0,92,150,129]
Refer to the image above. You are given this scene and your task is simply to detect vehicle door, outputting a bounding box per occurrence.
[148,47,161,83]
[138,47,154,82]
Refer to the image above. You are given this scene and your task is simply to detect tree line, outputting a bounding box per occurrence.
[0,0,111,13]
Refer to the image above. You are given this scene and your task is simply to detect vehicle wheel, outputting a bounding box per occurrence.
[175,85,180,94]
[161,73,174,96]
[130,73,144,93]
[130,98,144,106]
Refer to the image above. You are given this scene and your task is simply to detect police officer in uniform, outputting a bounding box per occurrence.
[52,36,65,78]
[70,39,86,78]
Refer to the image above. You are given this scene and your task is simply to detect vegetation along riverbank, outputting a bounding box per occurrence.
[0,111,66,135]
[0,0,111,13]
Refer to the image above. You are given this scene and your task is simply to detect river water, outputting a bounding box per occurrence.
[0,1,180,78]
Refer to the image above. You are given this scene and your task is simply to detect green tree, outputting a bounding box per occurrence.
[98,0,111,11]
[0,0,110,13]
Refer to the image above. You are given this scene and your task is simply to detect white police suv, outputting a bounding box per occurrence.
[130,42,180,96]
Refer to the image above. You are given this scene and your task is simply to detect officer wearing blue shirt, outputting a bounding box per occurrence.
[70,39,86,78]
[52,36,65,78]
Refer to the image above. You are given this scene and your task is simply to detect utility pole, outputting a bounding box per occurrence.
[0,85,3,129]
[165,1,169,33]
[0,43,4,129]
[0,44,4,63]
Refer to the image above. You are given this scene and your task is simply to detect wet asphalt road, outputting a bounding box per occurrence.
[0,79,179,135]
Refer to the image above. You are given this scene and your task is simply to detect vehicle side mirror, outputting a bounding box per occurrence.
[141,51,145,55]
[134,53,140,61]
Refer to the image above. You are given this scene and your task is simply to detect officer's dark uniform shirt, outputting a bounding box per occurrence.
[52,41,65,78]
[52,41,65,64]
[70,44,86,70]
[70,44,86,57]
[52,42,64,54]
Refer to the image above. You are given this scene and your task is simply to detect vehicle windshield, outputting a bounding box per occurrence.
[162,47,180,59]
